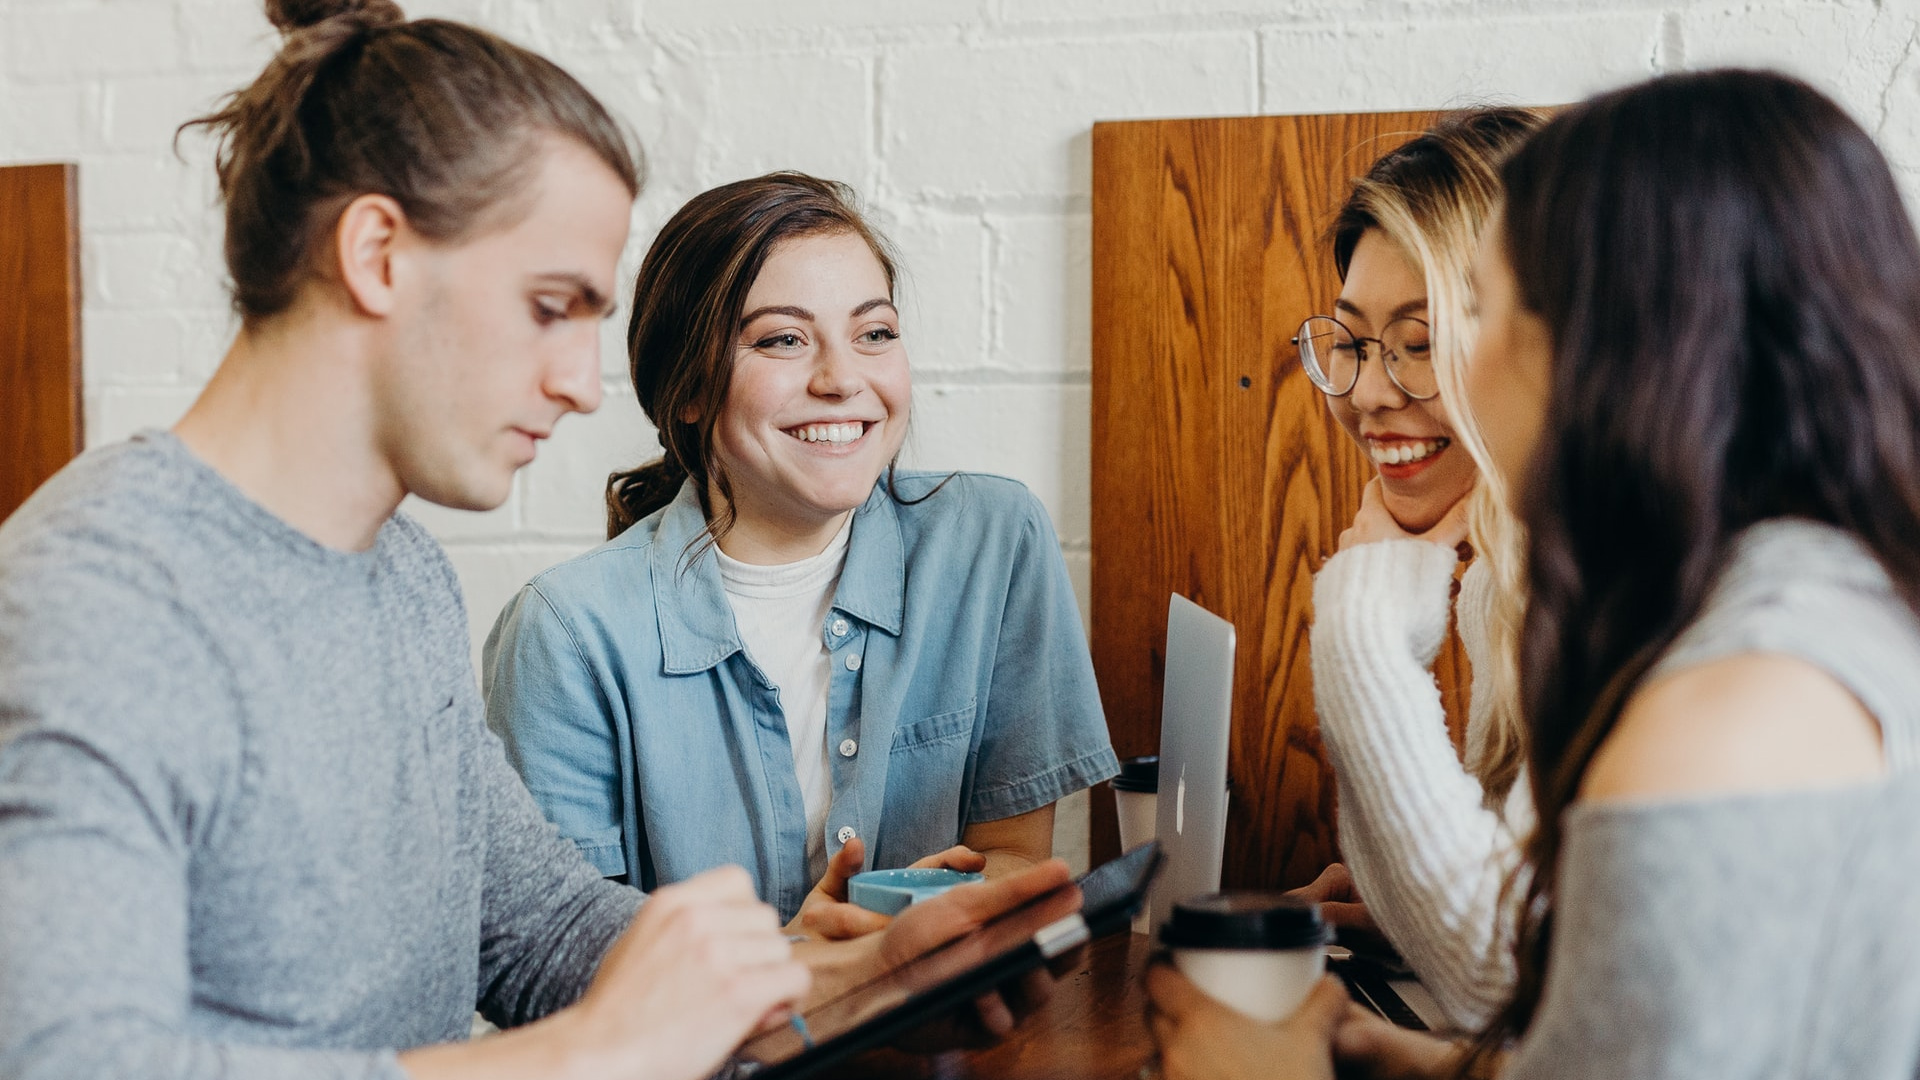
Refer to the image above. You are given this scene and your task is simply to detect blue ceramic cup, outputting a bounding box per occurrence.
[846,868,985,916]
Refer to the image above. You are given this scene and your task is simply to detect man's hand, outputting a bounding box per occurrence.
[1284,863,1376,933]
[788,838,989,940]
[561,867,810,1079]
[1147,965,1349,1080]
[400,867,807,1080]
[1339,478,1472,556]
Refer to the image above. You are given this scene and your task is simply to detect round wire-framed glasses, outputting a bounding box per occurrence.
[1290,315,1437,400]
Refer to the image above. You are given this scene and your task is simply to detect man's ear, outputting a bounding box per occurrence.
[334,193,407,318]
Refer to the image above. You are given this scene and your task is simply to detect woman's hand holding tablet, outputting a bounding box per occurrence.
[741,845,1161,1077]
[794,858,1076,1009]
[788,839,990,940]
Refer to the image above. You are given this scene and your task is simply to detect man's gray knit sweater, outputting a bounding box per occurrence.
[0,431,642,1079]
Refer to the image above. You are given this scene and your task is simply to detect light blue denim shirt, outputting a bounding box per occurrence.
[482,471,1118,920]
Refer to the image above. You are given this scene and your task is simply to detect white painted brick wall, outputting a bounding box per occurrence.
[7,0,1920,874]
[881,33,1257,199]
[1261,11,1668,113]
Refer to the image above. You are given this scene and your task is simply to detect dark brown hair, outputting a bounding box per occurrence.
[1465,69,1920,1067]
[606,171,904,544]
[181,0,641,323]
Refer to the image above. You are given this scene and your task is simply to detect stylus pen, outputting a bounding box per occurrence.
[789,1013,815,1050]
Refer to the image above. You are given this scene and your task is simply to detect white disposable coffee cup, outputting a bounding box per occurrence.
[1113,763,1159,851]
[1111,756,1159,933]
[1160,893,1332,1023]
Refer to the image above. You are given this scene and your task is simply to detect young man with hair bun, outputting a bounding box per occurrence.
[0,4,1069,1078]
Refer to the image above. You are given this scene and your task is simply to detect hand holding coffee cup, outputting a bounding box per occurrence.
[1159,892,1332,1023]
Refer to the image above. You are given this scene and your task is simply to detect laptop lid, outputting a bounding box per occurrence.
[1147,593,1236,934]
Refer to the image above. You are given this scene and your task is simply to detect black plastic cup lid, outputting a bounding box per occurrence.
[1111,755,1159,793]
[1159,892,1331,950]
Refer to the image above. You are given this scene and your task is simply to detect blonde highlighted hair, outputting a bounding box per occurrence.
[1328,108,1546,806]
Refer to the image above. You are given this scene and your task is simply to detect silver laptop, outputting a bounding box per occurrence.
[1138,594,1450,1031]
[1146,593,1236,934]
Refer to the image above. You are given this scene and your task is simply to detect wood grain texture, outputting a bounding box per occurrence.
[0,163,83,524]
[1091,112,1480,890]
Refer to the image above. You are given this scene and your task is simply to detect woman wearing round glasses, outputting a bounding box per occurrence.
[1297,302,1464,520]
[1287,108,1543,1032]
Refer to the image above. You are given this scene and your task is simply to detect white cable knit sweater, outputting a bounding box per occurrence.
[1310,540,1531,1031]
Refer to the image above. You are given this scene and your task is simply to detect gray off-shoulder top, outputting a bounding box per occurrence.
[1507,520,1920,1079]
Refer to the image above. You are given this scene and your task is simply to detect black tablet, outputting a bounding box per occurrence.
[733,842,1162,1079]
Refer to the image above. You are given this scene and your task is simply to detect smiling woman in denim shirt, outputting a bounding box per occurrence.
[482,171,1119,936]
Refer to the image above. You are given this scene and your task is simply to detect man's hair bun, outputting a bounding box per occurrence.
[189,0,638,323]
[265,0,403,34]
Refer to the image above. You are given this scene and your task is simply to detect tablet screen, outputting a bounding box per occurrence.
[734,843,1160,1077]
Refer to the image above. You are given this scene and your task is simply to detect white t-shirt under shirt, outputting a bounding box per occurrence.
[715,517,853,884]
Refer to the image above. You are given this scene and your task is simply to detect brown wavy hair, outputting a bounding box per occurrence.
[1463,69,1920,1070]
[180,0,640,324]
[605,172,906,546]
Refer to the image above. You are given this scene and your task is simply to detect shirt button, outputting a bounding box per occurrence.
[839,738,858,758]
[837,825,856,844]
[844,653,862,672]
[831,618,850,636]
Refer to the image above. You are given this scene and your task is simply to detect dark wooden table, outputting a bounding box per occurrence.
[836,930,1157,1079]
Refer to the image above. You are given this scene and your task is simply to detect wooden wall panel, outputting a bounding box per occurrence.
[1091,113,1477,890]
[0,163,83,524]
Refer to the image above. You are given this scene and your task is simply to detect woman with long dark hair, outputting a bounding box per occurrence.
[483,172,1118,937]
[1149,68,1920,1080]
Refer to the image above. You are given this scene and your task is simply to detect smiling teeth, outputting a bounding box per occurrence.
[790,422,865,445]
[1369,438,1449,465]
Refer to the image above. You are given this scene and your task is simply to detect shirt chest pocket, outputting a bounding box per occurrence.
[890,699,977,751]
[886,699,978,821]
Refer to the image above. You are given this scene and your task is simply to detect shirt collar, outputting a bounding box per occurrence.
[648,477,907,674]
[834,480,906,638]
[649,481,742,675]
